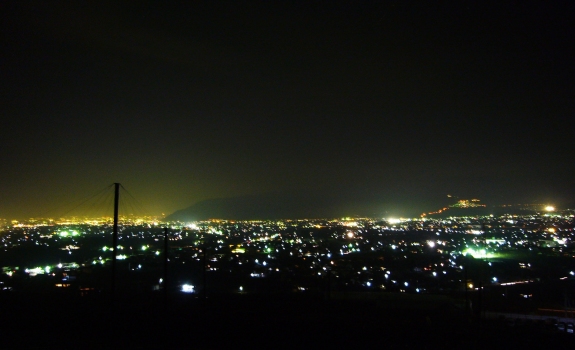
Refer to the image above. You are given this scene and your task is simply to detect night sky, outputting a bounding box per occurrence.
[2,1,574,219]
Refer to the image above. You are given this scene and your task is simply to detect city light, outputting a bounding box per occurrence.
[1,211,574,316]
[463,248,495,259]
[181,284,195,293]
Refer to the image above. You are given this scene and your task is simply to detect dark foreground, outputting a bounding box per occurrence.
[1,291,573,349]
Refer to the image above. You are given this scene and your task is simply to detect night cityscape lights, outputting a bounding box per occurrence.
[1,211,574,304]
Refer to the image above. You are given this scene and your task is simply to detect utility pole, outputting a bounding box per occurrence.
[203,242,207,300]
[464,258,469,315]
[164,227,169,308]
[111,183,120,306]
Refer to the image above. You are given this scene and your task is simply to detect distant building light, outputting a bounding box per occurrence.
[181,284,194,293]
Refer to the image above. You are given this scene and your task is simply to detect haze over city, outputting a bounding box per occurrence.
[2,1,574,220]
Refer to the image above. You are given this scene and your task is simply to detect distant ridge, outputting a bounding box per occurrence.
[166,193,369,221]
[424,205,542,218]
[166,192,556,222]
[164,191,436,222]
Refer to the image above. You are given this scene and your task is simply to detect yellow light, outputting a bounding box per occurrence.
[545,206,555,212]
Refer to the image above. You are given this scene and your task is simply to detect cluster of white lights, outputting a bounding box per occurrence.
[181,284,194,293]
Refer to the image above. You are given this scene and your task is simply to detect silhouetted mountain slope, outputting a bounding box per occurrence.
[167,190,560,222]
[426,206,542,219]
[167,194,361,221]
[165,191,437,221]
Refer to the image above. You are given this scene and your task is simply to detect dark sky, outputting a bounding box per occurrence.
[1,1,574,219]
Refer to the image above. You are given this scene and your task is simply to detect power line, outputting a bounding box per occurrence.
[120,184,154,217]
[56,184,115,219]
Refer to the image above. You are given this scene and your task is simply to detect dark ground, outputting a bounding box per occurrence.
[1,291,573,349]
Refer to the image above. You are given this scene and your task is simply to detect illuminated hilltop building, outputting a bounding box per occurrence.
[450,199,486,209]
[422,198,486,217]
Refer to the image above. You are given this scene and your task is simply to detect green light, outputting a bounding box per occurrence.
[463,248,495,259]
[60,231,68,237]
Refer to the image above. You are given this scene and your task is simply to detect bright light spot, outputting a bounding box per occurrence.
[366,282,371,287]
[181,284,194,293]
[492,277,498,282]
[404,282,409,287]
[141,245,148,251]
[427,241,435,248]
[239,286,243,292]
[388,218,401,224]
[155,251,160,256]
[432,272,437,277]
[545,206,555,212]
[57,263,63,268]
[347,232,354,238]
[60,231,68,237]
[26,267,44,276]
[117,255,127,260]
[44,266,50,273]
[468,283,473,289]
[463,248,494,259]
[554,237,566,245]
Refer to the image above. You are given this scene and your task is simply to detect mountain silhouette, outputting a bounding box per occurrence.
[166,193,446,221]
